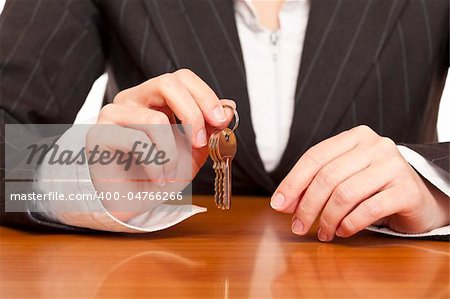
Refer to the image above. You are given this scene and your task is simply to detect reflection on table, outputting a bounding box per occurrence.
[1,196,448,298]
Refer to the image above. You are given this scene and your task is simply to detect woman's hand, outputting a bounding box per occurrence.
[271,125,449,241]
[86,69,235,221]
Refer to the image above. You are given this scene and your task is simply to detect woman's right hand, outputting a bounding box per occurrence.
[86,69,236,221]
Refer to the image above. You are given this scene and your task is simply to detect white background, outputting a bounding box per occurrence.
[1,1,448,140]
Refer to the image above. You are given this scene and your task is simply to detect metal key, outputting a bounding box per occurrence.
[209,131,222,207]
[208,104,239,209]
[216,129,237,209]
[209,130,226,209]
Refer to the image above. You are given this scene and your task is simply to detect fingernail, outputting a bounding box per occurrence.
[196,128,207,146]
[335,227,344,237]
[158,174,166,187]
[292,219,304,235]
[318,227,331,242]
[212,105,226,122]
[270,193,285,209]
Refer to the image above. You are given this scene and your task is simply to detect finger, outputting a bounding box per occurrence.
[98,104,178,181]
[114,72,237,147]
[87,124,166,188]
[171,98,236,151]
[114,71,229,129]
[293,139,396,235]
[271,125,379,212]
[204,99,237,135]
[335,187,401,238]
[317,161,395,241]
[114,73,207,148]
[292,146,373,236]
[174,69,228,127]
[283,198,301,214]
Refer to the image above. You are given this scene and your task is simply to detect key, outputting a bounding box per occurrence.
[211,131,225,208]
[215,133,224,208]
[208,104,239,209]
[209,132,221,207]
[216,128,237,209]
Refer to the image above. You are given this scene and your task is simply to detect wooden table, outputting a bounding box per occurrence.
[0,196,449,298]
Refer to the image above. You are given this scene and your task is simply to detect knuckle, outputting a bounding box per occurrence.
[98,103,115,120]
[174,68,195,77]
[316,166,336,188]
[129,131,148,145]
[197,89,216,104]
[113,90,128,104]
[320,216,332,230]
[333,184,353,206]
[282,179,298,196]
[339,218,354,235]
[146,112,170,125]
[86,126,101,145]
[185,110,203,125]
[158,73,178,89]
[353,125,377,140]
[299,202,312,217]
[378,137,396,151]
[356,124,372,134]
[362,200,382,218]
[302,149,320,167]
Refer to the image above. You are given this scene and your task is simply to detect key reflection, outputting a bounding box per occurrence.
[249,227,286,299]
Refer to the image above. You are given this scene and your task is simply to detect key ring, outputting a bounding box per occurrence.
[222,104,239,133]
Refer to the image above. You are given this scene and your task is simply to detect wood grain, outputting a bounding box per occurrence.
[1,196,448,298]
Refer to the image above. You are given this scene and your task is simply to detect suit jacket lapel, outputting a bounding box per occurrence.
[142,0,276,191]
[271,0,408,182]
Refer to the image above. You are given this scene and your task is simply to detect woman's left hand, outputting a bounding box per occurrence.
[270,125,449,242]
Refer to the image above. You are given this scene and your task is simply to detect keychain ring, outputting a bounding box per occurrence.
[222,104,239,133]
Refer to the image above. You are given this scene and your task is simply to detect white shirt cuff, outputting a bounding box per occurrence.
[366,224,450,238]
[34,124,206,233]
[50,158,206,233]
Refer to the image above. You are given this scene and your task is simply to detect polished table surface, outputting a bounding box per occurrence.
[1,196,449,298]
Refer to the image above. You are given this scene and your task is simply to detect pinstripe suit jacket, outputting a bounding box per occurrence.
[0,0,449,232]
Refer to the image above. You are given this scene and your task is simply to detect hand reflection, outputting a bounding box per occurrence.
[0,235,206,298]
[273,243,449,298]
[95,250,206,298]
[2,218,448,299]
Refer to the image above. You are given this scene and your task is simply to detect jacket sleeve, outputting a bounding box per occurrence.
[0,0,106,231]
[404,143,450,173]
